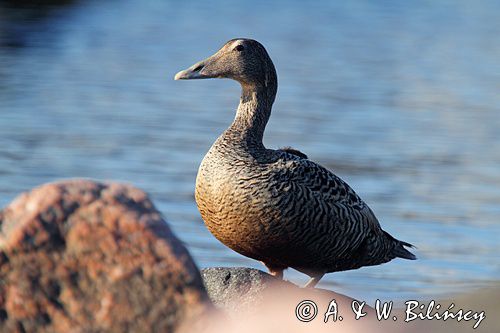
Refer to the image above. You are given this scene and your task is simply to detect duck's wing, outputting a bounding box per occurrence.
[271,157,387,259]
[275,157,376,223]
[272,157,415,266]
[277,146,308,159]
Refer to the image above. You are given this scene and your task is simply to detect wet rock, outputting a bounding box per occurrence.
[0,179,208,333]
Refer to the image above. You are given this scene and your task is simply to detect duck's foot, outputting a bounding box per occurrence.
[271,270,283,280]
[263,262,286,280]
[303,273,325,288]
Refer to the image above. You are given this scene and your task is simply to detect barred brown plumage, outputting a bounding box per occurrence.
[175,38,416,288]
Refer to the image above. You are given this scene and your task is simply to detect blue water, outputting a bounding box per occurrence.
[1,0,499,303]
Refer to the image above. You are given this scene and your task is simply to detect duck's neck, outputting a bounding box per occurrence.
[227,83,277,150]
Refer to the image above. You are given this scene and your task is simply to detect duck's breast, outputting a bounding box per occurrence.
[195,147,287,259]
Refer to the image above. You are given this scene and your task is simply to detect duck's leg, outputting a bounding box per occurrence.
[303,273,325,288]
[263,262,285,280]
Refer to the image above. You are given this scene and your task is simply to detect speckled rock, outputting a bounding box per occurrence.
[0,179,208,333]
[201,267,289,313]
[198,267,381,333]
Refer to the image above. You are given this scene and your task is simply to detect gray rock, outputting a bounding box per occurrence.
[201,267,291,313]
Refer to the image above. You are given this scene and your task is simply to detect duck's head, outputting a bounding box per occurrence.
[174,38,277,91]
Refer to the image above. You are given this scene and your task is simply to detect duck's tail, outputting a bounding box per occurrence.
[384,231,417,260]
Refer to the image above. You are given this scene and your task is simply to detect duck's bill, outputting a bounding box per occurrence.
[174,60,209,80]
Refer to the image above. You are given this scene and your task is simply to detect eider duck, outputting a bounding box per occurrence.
[175,38,416,288]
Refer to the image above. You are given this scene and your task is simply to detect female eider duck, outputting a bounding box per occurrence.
[175,38,416,288]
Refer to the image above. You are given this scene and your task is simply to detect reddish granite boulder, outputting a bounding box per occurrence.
[0,180,208,333]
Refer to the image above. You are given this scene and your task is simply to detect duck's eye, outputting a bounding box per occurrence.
[235,44,244,52]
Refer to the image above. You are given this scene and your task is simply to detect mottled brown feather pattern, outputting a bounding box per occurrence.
[178,38,416,287]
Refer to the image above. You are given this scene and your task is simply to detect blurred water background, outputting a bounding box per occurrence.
[0,0,499,303]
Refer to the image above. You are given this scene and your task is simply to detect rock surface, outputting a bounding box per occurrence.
[201,267,286,313]
[199,267,380,332]
[199,267,496,333]
[0,179,208,333]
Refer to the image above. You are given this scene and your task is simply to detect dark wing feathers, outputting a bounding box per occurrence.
[278,146,308,159]
[274,156,415,268]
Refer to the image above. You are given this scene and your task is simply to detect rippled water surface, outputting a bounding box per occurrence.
[1,0,499,302]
